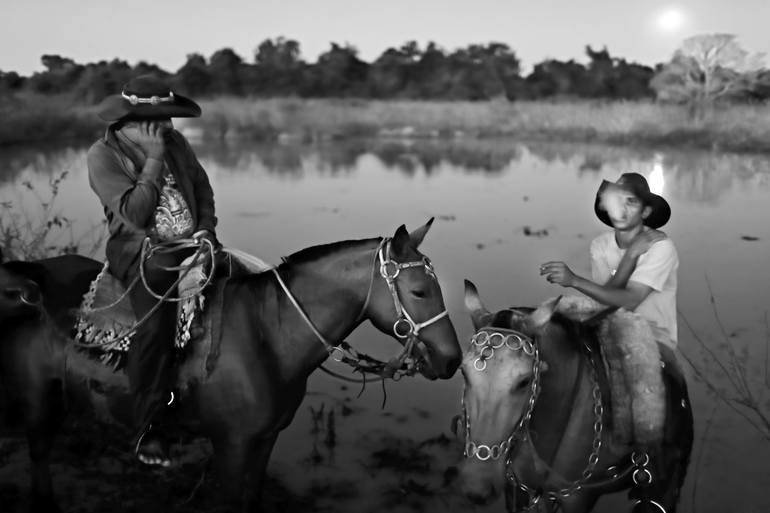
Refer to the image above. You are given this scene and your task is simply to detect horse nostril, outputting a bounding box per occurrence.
[515,377,532,392]
[446,354,462,375]
[467,491,490,505]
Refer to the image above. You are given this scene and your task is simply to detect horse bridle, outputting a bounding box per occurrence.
[462,327,541,462]
[461,326,608,510]
[272,237,448,379]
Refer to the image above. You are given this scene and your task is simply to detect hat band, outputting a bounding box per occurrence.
[121,91,175,105]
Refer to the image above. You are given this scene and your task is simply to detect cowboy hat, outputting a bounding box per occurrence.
[96,75,201,122]
[593,172,671,229]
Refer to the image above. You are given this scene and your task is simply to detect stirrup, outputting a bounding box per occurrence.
[134,424,171,468]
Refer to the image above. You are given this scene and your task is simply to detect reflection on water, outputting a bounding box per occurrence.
[649,156,665,195]
[1,138,769,513]
[3,138,770,197]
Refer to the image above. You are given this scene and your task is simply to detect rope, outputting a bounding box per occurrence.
[74,237,214,348]
[139,238,216,302]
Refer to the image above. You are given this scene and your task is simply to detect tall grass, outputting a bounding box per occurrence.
[679,278,770,444]
[0,171,106,260]
[0,93,101,146]
[2,94,770,153]
[178,98,770,153]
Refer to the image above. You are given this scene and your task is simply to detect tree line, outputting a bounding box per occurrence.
[1,35,768,106]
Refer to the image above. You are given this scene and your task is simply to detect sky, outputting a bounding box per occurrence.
[1,0,768,76]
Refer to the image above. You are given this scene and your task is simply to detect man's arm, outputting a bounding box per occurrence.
[178,134,217,235]
[87,143,163,229]
[606,229,667,289]
[541,261,653,310]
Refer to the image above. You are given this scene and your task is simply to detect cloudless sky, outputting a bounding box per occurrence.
[1,0,768,76]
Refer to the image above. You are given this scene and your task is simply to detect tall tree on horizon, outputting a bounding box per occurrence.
[651,33,767,119]
[251,37,304,96]
[176,53,212,96]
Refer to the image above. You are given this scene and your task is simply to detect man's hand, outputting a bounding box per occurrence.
[193,230,220,250]
[628,229,667,259]
[539,261,577,287]
[133,121,168,160]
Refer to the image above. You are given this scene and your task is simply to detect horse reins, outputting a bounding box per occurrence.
[270,237,448,382]
[74,236,216,347]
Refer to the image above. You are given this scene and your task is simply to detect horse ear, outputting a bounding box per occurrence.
[526,295,562,332]
[464,279,492,330]
[408,217,434,249]
[3,261,49,292]
[391,224,411,256]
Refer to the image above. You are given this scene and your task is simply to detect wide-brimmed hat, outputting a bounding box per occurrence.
[593,172,671,229]
[96,75,201,122]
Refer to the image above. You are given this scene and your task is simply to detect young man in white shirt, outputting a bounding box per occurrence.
[539,172,678,347]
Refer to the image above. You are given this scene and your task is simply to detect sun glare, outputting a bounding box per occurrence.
[649,162,665,196]
[655,7,685,33]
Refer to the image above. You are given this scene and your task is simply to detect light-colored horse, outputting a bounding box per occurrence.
[456,280,692,513]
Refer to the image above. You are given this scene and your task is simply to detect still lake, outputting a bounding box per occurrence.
[1,137,769,513]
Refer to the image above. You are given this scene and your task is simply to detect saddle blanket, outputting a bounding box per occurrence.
[545,295,668,447]
[73,248,272,370]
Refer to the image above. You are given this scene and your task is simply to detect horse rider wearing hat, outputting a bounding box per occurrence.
[539,172,678,347]
[88,75,219,467]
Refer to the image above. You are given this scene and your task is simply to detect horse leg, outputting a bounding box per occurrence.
[243,434,278,510]
[212,433,278,513]
[26,426,61,513]
[23,373,64,513]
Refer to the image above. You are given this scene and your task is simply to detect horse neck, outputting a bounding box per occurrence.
[529,322,591,469]
[263,241,378,379]
[0,312,66,388]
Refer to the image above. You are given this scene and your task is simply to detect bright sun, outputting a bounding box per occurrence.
[656,7,686,33]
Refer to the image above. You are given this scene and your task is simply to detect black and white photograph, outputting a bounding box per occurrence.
[1,1,769,512]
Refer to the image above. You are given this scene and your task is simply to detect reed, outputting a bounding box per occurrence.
[180,98,770,153]
[3,94,770,153]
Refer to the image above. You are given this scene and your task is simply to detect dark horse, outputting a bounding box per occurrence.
[0,220,461,512]
[456,281,692,513]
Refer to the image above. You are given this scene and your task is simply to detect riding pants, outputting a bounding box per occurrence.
[124,246,194,437]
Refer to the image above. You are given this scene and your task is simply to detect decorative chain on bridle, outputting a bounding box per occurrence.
[462,328,606,511]
[463,328,539,462]
[272,237,448,382]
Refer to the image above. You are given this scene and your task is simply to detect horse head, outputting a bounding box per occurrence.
[364,219,461,380]
[457,279,560,506]
[0,252,44,322]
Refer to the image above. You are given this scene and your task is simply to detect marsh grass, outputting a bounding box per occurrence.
[3,94,770,153]
[678,278,770,443]
[179,98,770,153]
[0,170,106,260]
[0,93,101,146]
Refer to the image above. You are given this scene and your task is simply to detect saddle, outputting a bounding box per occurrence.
[546,296,668,449]
[73,248,272,381]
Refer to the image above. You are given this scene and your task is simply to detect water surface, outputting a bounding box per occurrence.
[1,138,768,513]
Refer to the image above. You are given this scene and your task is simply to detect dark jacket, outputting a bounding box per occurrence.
[88,127,217,280]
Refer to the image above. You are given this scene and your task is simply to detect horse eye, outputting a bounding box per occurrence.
[411,289,426,299]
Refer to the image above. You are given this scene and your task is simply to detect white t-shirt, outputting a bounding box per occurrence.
[590,232,679,347]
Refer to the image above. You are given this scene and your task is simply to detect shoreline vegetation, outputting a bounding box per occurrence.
[2,95,770,154]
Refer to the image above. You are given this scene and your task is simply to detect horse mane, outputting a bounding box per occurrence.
[279,237,382,266]
[228,237,382,287]
[494,307,581,335]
